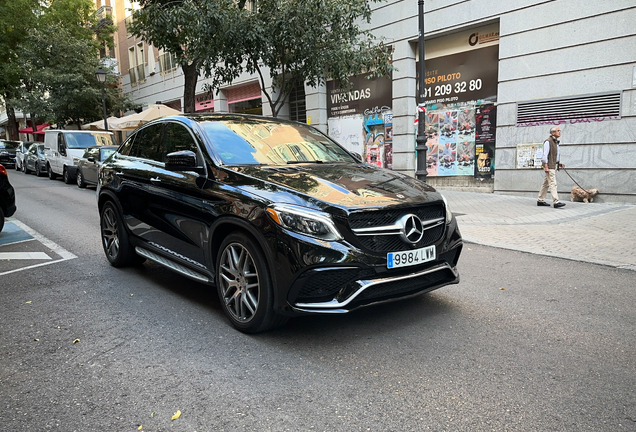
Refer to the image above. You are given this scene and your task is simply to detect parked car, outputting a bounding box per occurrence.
[97,114,463,333]
[44,130,117,184]
[76,145,118,188]
[0,163,17,233]
[14,141,33,172]
[0,139,19,168]
[23,143,48,177]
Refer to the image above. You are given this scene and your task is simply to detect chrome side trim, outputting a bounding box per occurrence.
[135,247,212,284]
[352,217,445,236]
[295,263,457,309]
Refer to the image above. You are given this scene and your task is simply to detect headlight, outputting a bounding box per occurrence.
[73,157,80,165]
[440,194,453,224]
[0,151,8,156]
[266,204,342,241]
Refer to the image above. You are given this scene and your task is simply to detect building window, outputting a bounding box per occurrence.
[128,43,146,87]
[289,80,306,123]
[159,51,178,75]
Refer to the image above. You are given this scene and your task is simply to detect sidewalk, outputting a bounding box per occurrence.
[441,190,636,271]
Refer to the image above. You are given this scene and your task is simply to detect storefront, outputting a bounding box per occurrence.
[419,23,499,180]
[227,82,262,115]
[326,73,393,169]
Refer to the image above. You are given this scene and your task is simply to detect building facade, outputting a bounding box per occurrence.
[113,0,636,203]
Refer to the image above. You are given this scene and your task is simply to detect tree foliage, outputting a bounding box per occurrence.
[1,0,133,133]
[233,0,394,117]
[128,0,241,113]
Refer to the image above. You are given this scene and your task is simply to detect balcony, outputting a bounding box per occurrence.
[128,64,146,87]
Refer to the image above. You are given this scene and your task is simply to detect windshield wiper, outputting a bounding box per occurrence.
[286,160,324,164]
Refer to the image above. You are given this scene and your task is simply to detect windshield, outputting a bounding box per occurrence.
[0,141,20,150]
[202,119,356,166]
[64,132,116,149]
[100,149,116,161]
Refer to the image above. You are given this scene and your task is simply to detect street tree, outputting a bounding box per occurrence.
[228,0,395,118]
[0,0,41,139]
[128,0,241,113]
[8,0,134,130]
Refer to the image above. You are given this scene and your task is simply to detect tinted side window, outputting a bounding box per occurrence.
[137,124,165,162]
[164,123,200,160]
[118,133,136,156]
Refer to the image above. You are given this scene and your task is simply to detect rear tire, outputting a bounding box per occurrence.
[216,232,288,333]
[24,162,30,174]
[48,164,57,180]
[100,201,138,267]
[63,167,73,184]
[0,207,5,233]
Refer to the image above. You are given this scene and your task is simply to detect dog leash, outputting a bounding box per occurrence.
[560,166,592,194]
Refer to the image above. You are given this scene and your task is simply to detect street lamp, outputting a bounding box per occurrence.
[95,68,109,131]
[415,0,427,182]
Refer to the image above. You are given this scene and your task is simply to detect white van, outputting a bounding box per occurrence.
[44,130,117,183]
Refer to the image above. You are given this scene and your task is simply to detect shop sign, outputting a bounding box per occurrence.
[418,45,499,106]
[327,73,392,118]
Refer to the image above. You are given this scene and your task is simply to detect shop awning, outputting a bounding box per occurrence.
[19,123,50,135]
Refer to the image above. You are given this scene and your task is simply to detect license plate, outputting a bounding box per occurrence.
[387,245,436,269]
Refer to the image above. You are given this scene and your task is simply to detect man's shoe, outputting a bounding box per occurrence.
[554,202,566,208]
[537,201,550,207]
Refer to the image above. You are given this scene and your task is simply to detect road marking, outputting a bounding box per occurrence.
[0,252,51,260]
[0,219,76,276]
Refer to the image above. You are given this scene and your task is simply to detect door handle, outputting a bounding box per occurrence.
[150,176,161,183]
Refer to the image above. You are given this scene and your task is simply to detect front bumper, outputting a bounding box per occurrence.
[271,217,463,315]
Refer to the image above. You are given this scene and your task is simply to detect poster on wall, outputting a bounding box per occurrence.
[516,143,544,169]
[474,104,497,178]
[327,74,393,169]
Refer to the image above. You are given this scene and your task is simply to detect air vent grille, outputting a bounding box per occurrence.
[516,92,621,126]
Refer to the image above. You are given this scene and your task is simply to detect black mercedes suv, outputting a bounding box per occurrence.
[97,114,463,333]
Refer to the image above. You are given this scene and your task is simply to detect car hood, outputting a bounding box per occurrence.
[225,163,440,213]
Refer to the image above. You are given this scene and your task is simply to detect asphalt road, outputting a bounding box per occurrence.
[1,172,635,432]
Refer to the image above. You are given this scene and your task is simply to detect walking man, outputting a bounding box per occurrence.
[537,126,566,208]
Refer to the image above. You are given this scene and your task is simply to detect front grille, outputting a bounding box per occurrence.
[355,268,453,303]
[348,204,445,252]
[297,268,376,301]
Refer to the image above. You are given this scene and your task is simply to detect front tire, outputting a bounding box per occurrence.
[0,207,5,233]
[216,232,287,333]
[100,201,137,267]
[23,162,30,174]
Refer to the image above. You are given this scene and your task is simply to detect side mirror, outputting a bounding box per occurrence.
[350,152,363,163]
[87,157,96,163]
[165,150,204,174]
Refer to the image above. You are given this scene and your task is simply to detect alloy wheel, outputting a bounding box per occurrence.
[219,243,260,323]
[101,206,120,261]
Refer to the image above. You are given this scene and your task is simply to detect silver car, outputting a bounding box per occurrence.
[76,145,118,188]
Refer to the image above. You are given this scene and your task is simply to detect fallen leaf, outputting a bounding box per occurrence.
[138,426,143,430]
[500,287,506,290]
[34,338,39,341]
[26,301,32,304]
[73,339,80,344]
[171,410,181,421]
[129,294,134,297]
[150,412,155,418]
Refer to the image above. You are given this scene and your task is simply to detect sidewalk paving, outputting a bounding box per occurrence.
[441,190,636,271]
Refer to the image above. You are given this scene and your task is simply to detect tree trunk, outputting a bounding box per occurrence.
[6,107,19,141]
[30,113,37,133]
[182,61,199,113]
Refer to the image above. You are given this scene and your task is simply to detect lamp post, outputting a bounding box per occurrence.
[415,0,427,182]
[95,68,109,131]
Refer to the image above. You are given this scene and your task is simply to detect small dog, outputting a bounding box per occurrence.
[570,186,599,203]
